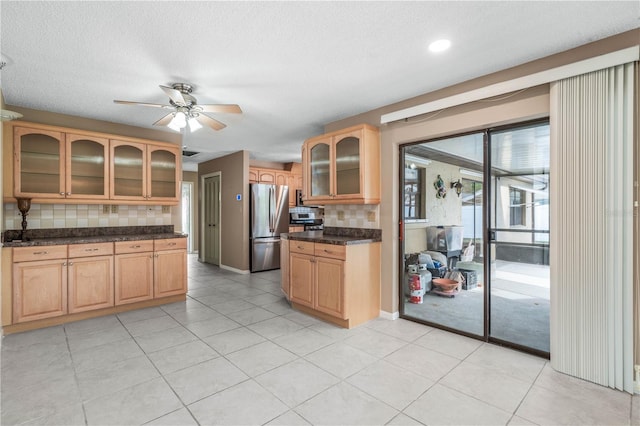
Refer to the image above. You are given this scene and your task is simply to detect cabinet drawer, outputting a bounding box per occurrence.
[13,245,67,262]
[314,243,346,260]
[154,238,187,251]
[290,240,315,255]
[114,240,153,254]
[68,242,114,258]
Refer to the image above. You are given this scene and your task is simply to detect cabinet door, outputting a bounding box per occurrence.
[66,134,109,199]
[13,259,67,323]
[148,145,180,201]
[249,168,259,183]
[275,172,288,186]
[68,255,114,313]
[306,139,332,200]
[110,141,146,200]
[333,130,362,198]
[314,256,346,319]
[114,252,153,304]
[14,127,66,198]
[258,170,276,183]
[280,239,290,299]
[289,252,314,308]
[154,249,187,298]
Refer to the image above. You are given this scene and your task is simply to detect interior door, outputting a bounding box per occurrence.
[203,175,220,265]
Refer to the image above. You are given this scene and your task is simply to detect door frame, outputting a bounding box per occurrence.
[200,172,221,265]
[181,181,195,253]
[397,118,551,358]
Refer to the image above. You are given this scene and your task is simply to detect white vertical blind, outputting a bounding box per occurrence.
[550,62,635,393]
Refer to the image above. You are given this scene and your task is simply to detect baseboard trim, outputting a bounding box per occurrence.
[220,264,250,274]
[379,310,399,320]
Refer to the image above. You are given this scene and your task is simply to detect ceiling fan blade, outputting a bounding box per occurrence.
[197,114,226,131]
[199,104,242,114]
[114,100,172,109]
[153,113,175,126]
[160,85,187,106]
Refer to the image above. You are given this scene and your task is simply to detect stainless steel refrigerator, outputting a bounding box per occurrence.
[250,183,289,272]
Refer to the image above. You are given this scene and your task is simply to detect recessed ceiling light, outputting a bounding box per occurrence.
[428,39,451,53]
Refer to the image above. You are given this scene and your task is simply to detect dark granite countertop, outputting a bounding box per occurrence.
[2,226,186,248]
[282,227,381,245]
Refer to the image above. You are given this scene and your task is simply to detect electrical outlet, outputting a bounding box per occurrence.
[162,206,170,213]
[367,211,376,222]
[103,205,110,214]
[111,205,118,214]
[337,210,345,220]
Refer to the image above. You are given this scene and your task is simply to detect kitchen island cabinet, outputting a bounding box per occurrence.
[283,228,381,328]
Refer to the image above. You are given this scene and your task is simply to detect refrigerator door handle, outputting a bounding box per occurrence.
[269,186,275,233]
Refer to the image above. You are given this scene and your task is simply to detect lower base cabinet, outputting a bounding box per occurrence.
[68,255,114,313]
[6,238,188,329]
[287,240,380,328]
[13,257,68,323]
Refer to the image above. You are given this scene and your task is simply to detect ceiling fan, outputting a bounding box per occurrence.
[114,83,242,132]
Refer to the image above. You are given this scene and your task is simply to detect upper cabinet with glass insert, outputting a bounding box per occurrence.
[13,127,109,200]
[7,122,180,204]
[302,124,380,205]
[110,140,180,202]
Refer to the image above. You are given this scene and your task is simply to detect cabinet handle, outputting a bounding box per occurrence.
[130,245,141,249]
[33,251,48,255]
[63,262,66,266]
[155,254,159,257]
[168,242,176,246]
[59,192,65,196]
[149,255,153,258]
[323,249,332,254]
[85,248,99,252]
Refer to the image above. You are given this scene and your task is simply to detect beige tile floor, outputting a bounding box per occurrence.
[1,255,637,425]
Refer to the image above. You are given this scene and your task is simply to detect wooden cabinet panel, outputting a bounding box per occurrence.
[290,240,314,255]
[302,124,380,205]
[249,168,259,183]
[289,253,314,308]
[314,243,346,260]
[68,242,113,258]
[114,252,154,305]
[65,134,109,199]
[148,144,180,201]
[154,238,187,251]
[280,239,290,299]
[13,258,67,323]
[275,172,288,186]
[13,245,67,262]
[315,256,345,319]
[115,240,154,254]
[68,255,114,313]
[154,249,187,298]
[258,170,276,183]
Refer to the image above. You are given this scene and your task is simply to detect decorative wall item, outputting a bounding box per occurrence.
[451,179,463,196]
[433,174,447,198]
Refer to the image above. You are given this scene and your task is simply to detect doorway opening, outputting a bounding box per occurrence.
[399,120,550,356]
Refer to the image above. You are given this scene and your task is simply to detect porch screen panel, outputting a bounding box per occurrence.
[550,62,635,392]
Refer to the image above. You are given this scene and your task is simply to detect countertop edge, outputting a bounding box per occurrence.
[282,232,381,246]
[3,233,187,248]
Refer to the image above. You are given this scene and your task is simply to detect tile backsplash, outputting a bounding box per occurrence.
[324,204,380,228]
[3,203,172,231]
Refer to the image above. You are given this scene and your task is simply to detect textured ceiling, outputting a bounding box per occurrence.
[1,1,638,171]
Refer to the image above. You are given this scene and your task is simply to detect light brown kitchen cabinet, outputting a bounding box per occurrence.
[280,238,290,298]
[302,124,380,205]
[249,168,259,183]
[12,245,68,323]
[110,141,180,203]
[67,242,114,314]
[114,240,154,305]
[287,240,380,328]
[13,127,110,200]
[5,121,180,204]
[153,238,187,298]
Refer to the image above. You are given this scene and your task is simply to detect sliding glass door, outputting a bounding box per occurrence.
[399,120,550,356]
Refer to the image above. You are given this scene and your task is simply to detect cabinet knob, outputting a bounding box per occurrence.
[59,192,65,196]
[130,245,141,249]
[33,251,48,255]
[68,262,73,266]
[66,192,71,196]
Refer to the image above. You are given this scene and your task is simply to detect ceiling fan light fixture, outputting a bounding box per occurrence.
[188,116,202,132]
[168,111,187,131]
